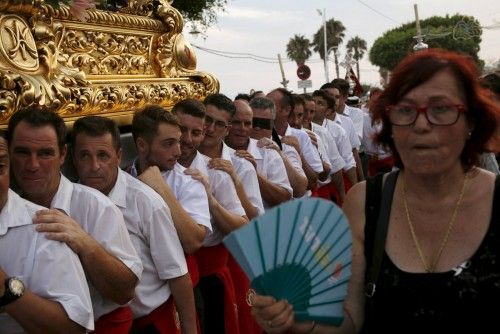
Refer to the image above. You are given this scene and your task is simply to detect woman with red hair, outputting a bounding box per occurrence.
[249,49,500,333]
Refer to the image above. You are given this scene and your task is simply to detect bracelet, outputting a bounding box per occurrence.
[307,321,316,334]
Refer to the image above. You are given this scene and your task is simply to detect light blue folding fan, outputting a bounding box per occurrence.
[223,197,352,326]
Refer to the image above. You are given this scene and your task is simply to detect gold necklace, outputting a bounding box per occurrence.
[402,172,468,273]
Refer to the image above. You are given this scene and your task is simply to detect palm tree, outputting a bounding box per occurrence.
[312,18,346,79]
[286,34,312,66]
[346,36,368,80]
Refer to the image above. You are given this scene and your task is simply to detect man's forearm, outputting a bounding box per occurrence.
[170,274,197,334]
[233,178,259,220]
[331,170,346,203]
[281,156,307,198]
[257,174,291,206]
[6,291,85,333]
[79,239,137,305]
[207,194,248,234]
[154,183,206,253]
[352,149,364,182]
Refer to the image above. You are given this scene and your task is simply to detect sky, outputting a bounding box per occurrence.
[185,0,500,99]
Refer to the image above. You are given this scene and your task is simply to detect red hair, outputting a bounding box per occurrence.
[373,49,499,169]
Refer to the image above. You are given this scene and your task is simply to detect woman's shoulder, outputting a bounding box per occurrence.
[343,181,367,242]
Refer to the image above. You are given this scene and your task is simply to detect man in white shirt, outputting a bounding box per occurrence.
[268,88,323,193]
[71,116,196,334]
[7,108,142,334]
[300,94,346,204]
[322,82,365,182]
[200,94,266,334]
[172,98,247,334]
[201,94,264,219]
[226,99,293,208]
[128,105,211,294]
[0,131,93,334]
[332,80,365,136]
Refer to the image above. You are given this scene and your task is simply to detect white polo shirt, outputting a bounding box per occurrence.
[108,169,187,318]
[284,126,323,174]
[189,152,246,246]
[322,119,357,170]
[311,122,345,174]
[129,161,212,234]
[333,114,361,150]
[0,189,93,332]
[342,105,365,140]
[246,138,293,208]
[51,175,142,320]
[221,142,264,216]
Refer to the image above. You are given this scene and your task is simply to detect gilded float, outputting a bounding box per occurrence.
[0,0,219,127]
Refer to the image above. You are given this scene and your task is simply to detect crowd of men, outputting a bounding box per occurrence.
[0,77,397,334]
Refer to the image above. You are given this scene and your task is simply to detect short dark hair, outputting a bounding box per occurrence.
[204,93,236,117]
[250,97,276,119]
[320,82,335,90]
[301,94,314,102]
[234,93,251,102]
[270,88,295,110]
[72,116,121,150]
[172,99,206,119]
[132,105,180,143]
[373,48,499,169]
[331,78,350,97]
[312,89,335,109]
[7,106,67,151]
[292,94,306,111]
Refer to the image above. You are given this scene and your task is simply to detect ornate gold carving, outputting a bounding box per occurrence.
[0,0,219,128]
[61,29,153,76]
[0,15,39,72]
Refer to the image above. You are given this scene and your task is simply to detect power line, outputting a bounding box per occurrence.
[356,0,400,25]
[192,44,279,61]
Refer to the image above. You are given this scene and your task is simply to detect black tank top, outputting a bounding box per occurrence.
[363,175,500,333]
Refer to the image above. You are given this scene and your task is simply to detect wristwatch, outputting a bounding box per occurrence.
[0,277,25,307]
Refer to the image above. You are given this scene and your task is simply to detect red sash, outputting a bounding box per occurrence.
[132,297,180,334]
[312,182,342,206]
[186,253,200,287]
[227,254,264,334]
[194,244,240,334]
[342,172,353,194]
[93,306,133,334]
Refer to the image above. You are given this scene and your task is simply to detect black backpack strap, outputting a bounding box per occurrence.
[364,170,399,298]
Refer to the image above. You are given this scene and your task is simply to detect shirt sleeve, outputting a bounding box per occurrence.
[297,131,324,173]
[344,116,361,150]
[265,148,293,195]
[178,178,212,232]
[232,157,265,216]
[146,205,188,279]
[333,125,356,170]
[29,234,94,331]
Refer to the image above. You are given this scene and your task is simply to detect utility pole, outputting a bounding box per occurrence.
[278,54,289,89]
[318,8,329,83]
[413,4,428,51]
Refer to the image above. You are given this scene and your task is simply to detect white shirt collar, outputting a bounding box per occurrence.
[0,189,34,234]
[108,168,127,209]
[51,174,73,214]
[221,142,234,161]
[246,138,263,160]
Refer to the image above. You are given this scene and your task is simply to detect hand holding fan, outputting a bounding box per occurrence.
[223,197,352,326]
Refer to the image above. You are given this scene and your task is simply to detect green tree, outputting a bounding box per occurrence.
[346,36,368,80]
[286,35,312,66]
[172,0,227,30]
[369,14,482,72]
[311,18,346,79]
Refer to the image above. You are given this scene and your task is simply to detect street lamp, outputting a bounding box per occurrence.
[317,8,329,83]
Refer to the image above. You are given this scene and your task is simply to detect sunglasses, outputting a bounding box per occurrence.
[252,117,273,130]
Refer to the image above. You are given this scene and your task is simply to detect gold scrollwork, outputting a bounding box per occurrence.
[0,0,219,128]
[61,30,153,75]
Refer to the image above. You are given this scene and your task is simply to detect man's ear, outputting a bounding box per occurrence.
[136,137,146,154]
[116,148,123,165]
[59,144,67,167]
